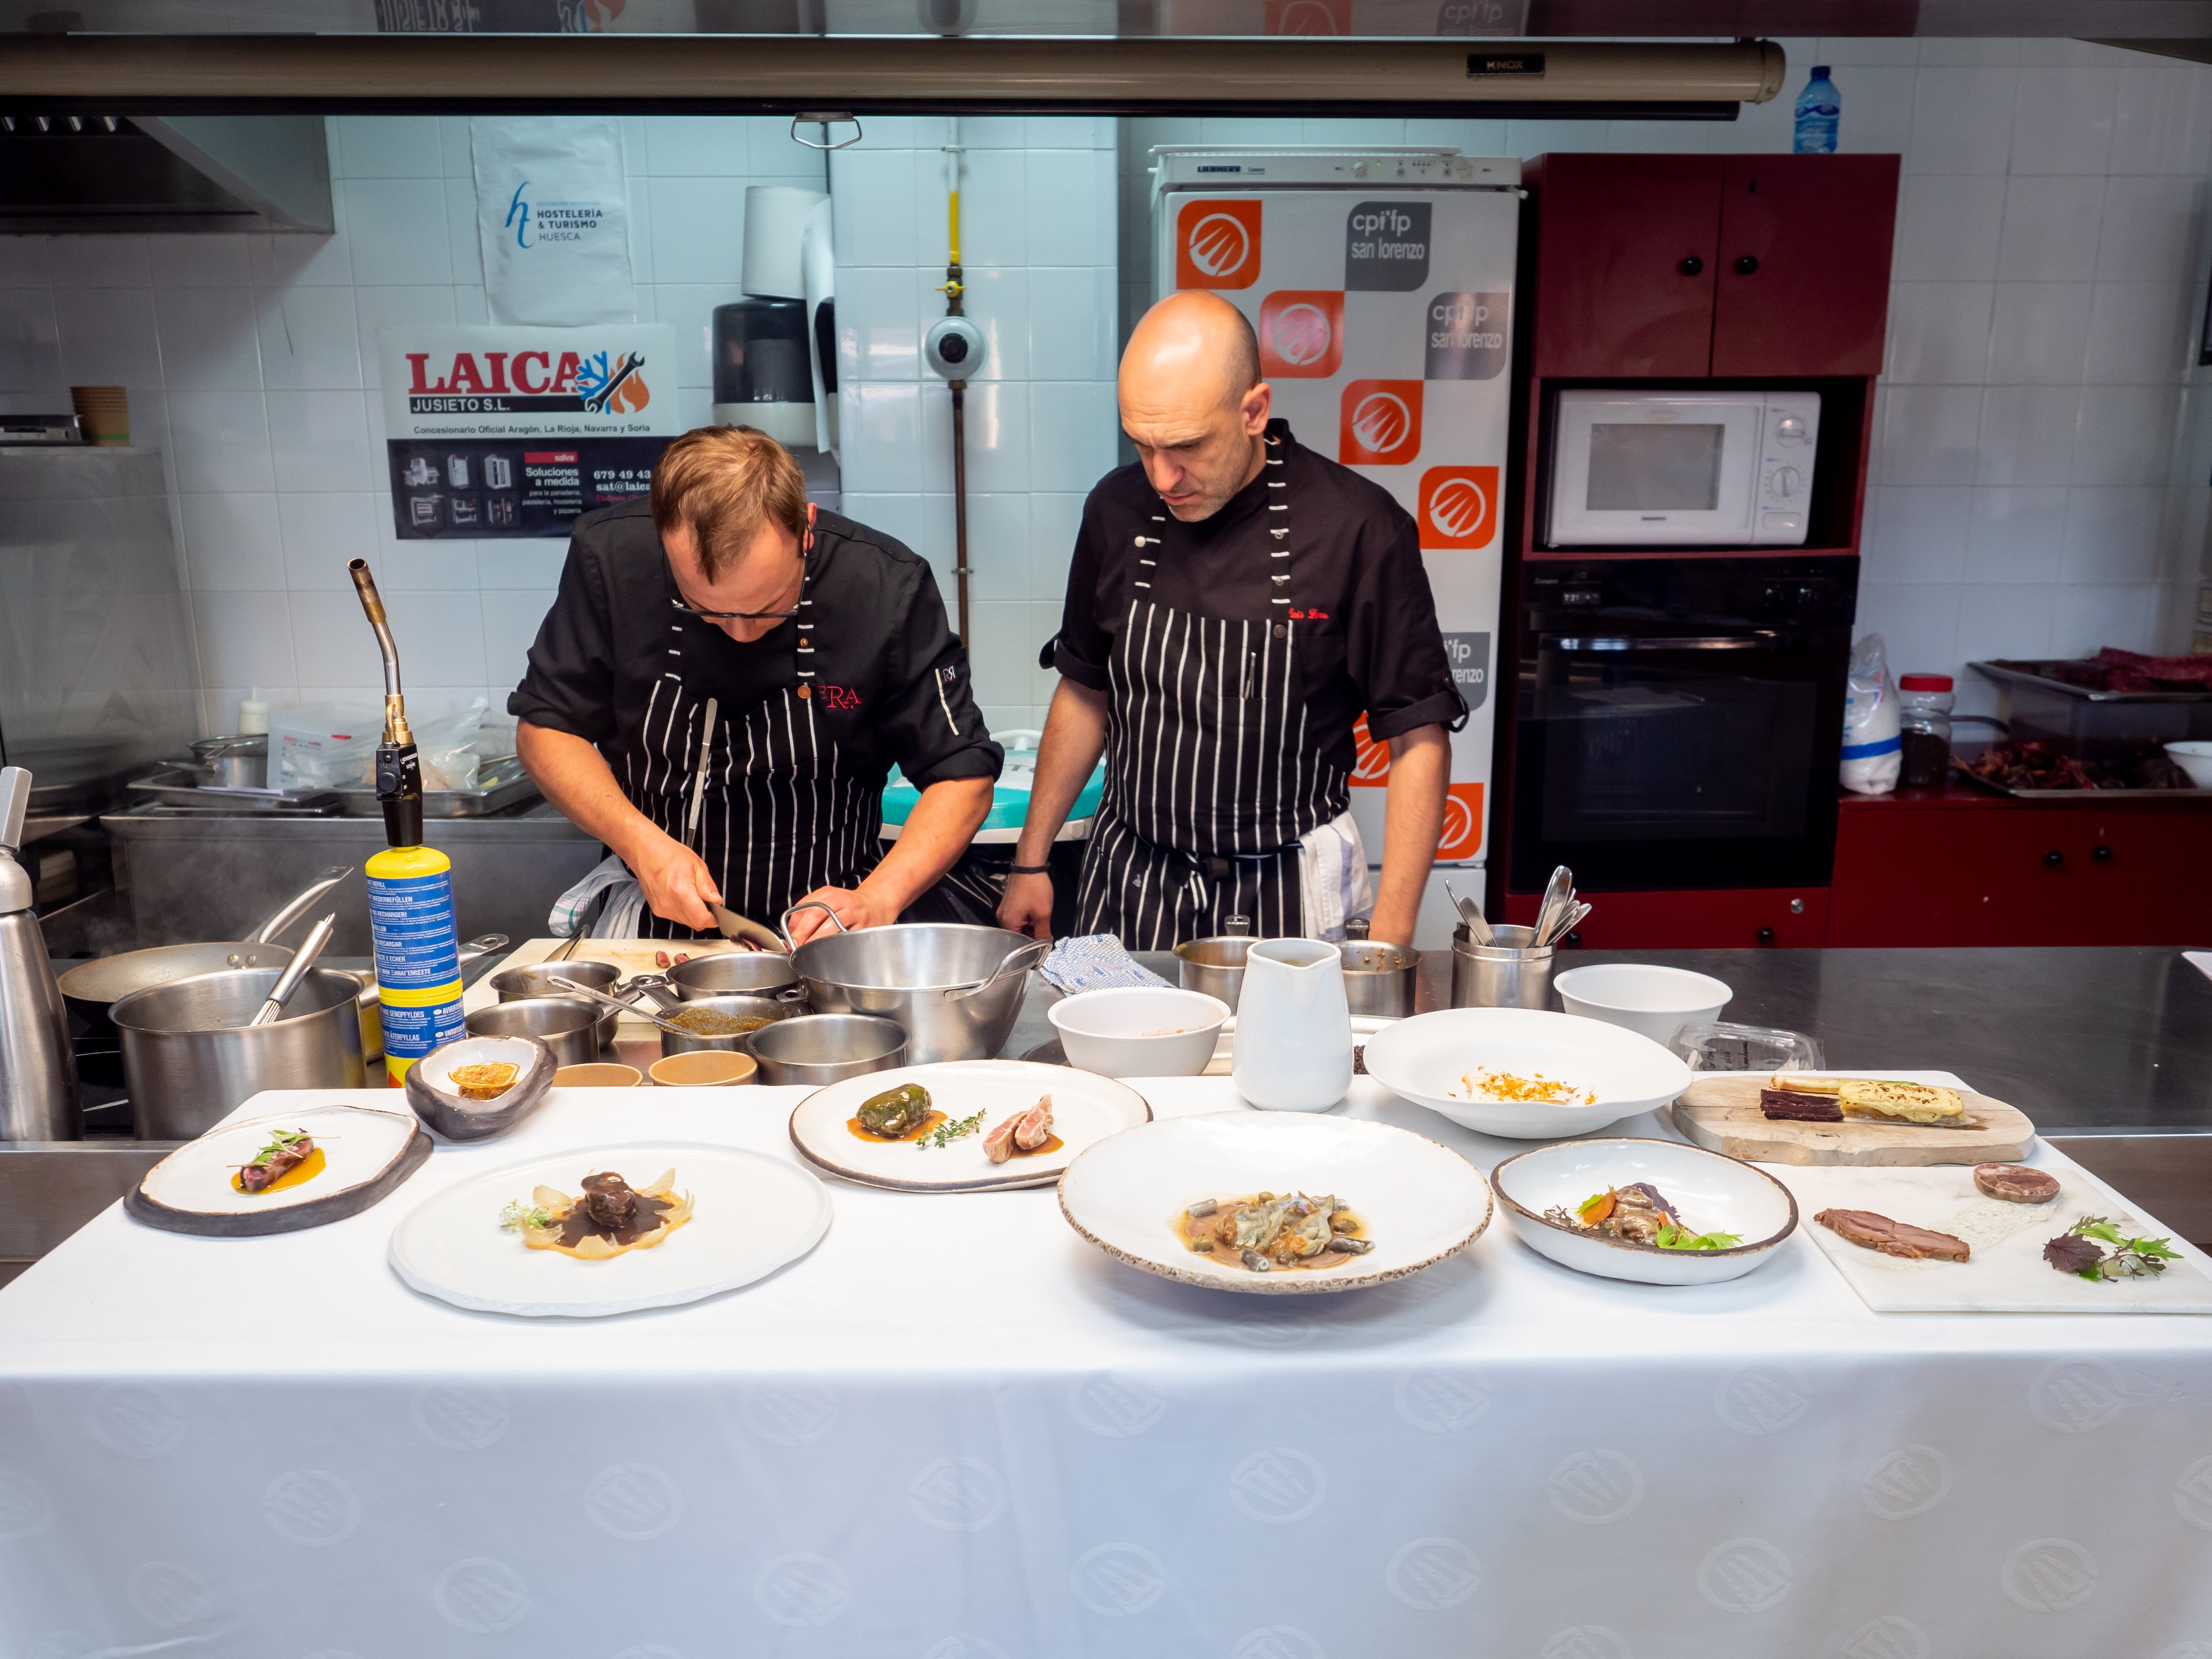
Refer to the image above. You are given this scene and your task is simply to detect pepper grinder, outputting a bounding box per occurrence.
[0,767,80,1140]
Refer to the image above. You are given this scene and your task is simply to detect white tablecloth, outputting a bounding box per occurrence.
[4,1072,2211,1659]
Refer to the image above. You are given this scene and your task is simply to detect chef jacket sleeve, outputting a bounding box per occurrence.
[877,562,1005,789]
[1050,491,1113,690]
[506,536,618,744]
[1348,508,1470,742]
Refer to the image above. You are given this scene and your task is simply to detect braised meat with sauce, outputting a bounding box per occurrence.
[1816,1208,1970,1262]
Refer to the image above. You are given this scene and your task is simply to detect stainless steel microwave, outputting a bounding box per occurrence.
[1545,389,1820,548]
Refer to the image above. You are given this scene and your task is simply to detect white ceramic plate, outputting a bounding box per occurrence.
[1490,1137,1798,1285]
[1058,1111,1492,1295]
[1362,1007,1693,1139]
[129,1104,429,1236]
[388,1141,830,1318]
[789,1059,1152,1192]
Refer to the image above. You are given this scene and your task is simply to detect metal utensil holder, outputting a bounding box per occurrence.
[1449,922,1554,1010]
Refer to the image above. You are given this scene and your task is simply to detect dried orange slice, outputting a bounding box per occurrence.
[451,1061,520,1100]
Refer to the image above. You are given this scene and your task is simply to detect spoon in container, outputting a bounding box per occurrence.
[545,973,696,1039]
[1443,877,1494,946]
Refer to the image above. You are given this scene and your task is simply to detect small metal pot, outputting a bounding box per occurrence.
[1175,916,1252,1011]
[491,962,623,1051]
[1340,937,1420,1018]
[113,967,367,1140]
[746,1013,907,1086]
[1449,923,1555,1011]
[632,952,802,1003]
[656,993,798,1057]
[190,733,268,790]
[466,999,603,1068]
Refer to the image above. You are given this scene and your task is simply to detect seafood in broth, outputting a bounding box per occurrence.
[1175,1191,1373,1273]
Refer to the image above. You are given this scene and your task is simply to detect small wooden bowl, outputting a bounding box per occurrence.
[552,1062,643,1088]
[648,1050,758,1088]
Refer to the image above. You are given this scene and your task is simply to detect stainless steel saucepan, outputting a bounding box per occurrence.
[112,966,368,1139]
[781,904,1047,1063]
[58,865,355,1013]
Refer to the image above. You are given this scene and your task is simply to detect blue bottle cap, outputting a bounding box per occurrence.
[1812,65,1831,77]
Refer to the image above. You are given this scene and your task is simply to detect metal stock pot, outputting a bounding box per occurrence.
[112,967,368,1139]
[781,905,1048,1063]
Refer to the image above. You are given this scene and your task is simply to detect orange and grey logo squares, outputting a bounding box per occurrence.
[1176,199,1263,291]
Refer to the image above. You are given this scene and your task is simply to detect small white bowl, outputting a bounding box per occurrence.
[1361,1007,1692,1139]
[1049,986,1232,1078]
[2166,740,2212,789]
[1554,963,1733,1048]
[1490,1137,1797,1285]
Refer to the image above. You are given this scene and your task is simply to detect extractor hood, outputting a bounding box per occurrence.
[0,111,331,233]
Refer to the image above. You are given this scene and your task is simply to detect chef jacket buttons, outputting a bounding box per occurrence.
[797,685,811,700]
[1273,622,1287,638]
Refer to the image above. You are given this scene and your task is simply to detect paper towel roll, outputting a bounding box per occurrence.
[743,185,829,301]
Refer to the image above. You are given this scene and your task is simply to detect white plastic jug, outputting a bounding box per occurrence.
[1231,938,1352,1112]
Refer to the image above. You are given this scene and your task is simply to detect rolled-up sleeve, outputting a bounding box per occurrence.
[507,537,618,744]
[1348,514,1469,741]
[1051,493,1113,690]
[876,563,1005,789]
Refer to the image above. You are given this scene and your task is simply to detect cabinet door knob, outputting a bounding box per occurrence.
[1756,925,1776,945]
[1679,255,1704,275]
[1563,930,1582,948]
[2093,844,2112,862]
[2044,849,2064,866]
[1733,254,1760,275]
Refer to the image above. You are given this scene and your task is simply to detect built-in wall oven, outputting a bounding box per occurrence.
[1504,557,1857,896]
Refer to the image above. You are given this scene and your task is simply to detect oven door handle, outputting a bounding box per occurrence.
[1540,633,1788,651]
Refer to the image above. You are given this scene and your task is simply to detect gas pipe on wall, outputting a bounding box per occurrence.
[923,115,988,646]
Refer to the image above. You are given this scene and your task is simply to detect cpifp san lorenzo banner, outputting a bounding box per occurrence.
[378,324,678,539]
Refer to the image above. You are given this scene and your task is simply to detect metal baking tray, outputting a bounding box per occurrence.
[335,755,539,818]
[1972,660,2212,703]
[1949,758,2211,801]
[124,768,342,814]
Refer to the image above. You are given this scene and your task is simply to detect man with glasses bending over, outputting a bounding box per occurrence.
[512,426,999,946]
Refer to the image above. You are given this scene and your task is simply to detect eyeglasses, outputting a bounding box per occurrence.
[663,538,808,621]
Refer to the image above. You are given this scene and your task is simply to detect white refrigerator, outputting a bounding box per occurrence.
[1153,149,1520,946]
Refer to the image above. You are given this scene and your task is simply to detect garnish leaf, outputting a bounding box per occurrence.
[916,1107,986,1151]
[499,1200,554,1233]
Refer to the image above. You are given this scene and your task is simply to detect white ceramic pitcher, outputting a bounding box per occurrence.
[1231,937,1352,1111]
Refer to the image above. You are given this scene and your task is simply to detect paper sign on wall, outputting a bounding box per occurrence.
[378,323,678,540]
[471,116,636,327]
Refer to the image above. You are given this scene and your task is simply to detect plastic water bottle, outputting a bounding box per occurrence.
[1794,65,1840,153]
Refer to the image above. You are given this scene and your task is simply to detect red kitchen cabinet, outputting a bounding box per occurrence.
[1830,790,2212,946]
[1526,154,1898,379]
[1711,155,1900,377]
[1527,154,1721,379]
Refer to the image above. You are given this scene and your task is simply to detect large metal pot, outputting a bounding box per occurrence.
[746,1013,907,1086]
[59,864,353,1017]
[656,993,798,1057]
[1175,916,1253,1011]
[783,908,1047,1063]
[112,966,367,1140]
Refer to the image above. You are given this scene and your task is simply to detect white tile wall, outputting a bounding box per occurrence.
[830,115,1120,734]
[1129,38,2212,723]
[0,115,826,736]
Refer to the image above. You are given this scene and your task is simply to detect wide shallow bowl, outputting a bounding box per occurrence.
[2166,740,2212,788]
[1489,1136,1798,1285]
[1059,1111,1492,1295]
[1048,986,1231,1078]
[790,1058,1150,1192]
[388,1141,831,1318]
[1362,1006,1693,1139]
[405,1033,556,1141]
[1554,963,1733,1048]
[126,1103,429,1236]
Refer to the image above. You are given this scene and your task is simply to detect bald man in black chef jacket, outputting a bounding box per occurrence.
[512,426,1000,946]
[999,292,1463,950]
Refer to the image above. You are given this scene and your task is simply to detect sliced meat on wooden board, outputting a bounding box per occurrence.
[1671,1071,2033,1167]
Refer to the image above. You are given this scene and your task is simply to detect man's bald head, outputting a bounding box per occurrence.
[1118,292,1272,522]
[1120,291,1260,413]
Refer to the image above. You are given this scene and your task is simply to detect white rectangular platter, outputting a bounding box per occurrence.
[1773,1159,2212,1314]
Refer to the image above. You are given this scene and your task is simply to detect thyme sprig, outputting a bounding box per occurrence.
[916,1106,986,1150]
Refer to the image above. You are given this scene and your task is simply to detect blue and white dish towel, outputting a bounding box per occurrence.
[1040,934,1174,996]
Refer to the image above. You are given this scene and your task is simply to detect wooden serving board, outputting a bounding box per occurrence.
[1671,1072,2035,1167]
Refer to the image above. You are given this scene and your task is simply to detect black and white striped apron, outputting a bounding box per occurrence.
[1074,431,1349,949]
[617,559,879,940]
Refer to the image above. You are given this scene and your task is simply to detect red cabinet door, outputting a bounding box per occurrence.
[1533,154,1722,379]
[1711,155,1899,377]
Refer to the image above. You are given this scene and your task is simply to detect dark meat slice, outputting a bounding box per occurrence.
[238,1135,313,1193]
[1761,1087,1844,1123]
[1974,1163,2061,1204]
[1816,1208,1970,1262]
[579,1171,639,1229]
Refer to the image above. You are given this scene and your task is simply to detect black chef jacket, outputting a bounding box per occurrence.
[510,496,1002,827]
[1053,422,1466,772]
